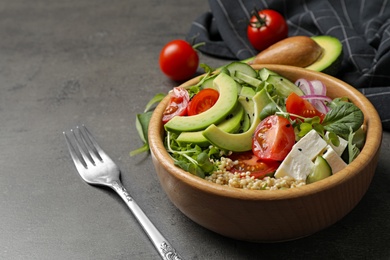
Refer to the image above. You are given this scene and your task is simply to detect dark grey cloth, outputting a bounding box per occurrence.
[187,0,390,130]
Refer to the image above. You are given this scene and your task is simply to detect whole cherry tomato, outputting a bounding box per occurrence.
[252,115,295,161]
[285,92,325,122]
[162,87,189,124]
[159,40,199,81]
[247,9,288,51]
[228,151,280,179]
[187,88,219,116]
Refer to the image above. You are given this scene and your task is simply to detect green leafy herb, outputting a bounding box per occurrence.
[295,116,322,138]
[262,84,288,120]
[298,122,313,137]
[165,131,220,177]
[352,127,366,150]
[327,97,350,109]
[188,63,214,89]
[200,63,214,74]
[130,93,167,156]
[144,93,166,112]
[348,127,361,163]
[183,63,216,98]
[327,131,340,147]
[322,101,364,139]
[312,121,325,137]
[130,111,153,156]
[130,64,218,158]
[259,102,277,120]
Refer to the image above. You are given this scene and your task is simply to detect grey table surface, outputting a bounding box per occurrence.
[1,1,390,259]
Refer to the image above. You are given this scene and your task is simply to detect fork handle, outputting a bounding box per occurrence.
[111,180,183,260]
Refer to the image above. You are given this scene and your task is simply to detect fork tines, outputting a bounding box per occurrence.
[63,125,103,170]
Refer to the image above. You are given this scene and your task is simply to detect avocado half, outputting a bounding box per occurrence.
[242,35,343,76]
[305,35,343,76]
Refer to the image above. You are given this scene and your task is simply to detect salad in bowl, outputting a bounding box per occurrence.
[144,62,365,189]
[137,63,381,242]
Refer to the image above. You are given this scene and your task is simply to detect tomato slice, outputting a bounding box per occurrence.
[228,151,280,179]
[252,115,295,161]
[187,88,219,116]
[162,87,189,124]
[286,92,325,121]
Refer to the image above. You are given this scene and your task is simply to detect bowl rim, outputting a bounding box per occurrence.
[148,64,383,200]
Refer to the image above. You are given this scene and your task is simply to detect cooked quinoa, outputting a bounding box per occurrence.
[206,156,306,190]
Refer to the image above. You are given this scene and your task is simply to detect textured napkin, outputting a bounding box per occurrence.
[187,0,390,130]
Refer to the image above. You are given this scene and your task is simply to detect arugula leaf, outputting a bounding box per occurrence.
[165,131,219,178]
[187,63,215,89]
[136,111,153,143]
[348,127,361,163]
[174,160,205,178]
[298,122,313,137]
[260,102,277,120]
[144,93,166,112]
[200,63,214,74]
[197,152,215,173]
[131,92,167,156]
[352,127,366,150]
[322,102,364,139]
[129,143,150,157]
[327,131,340,147]
[312,123,325,138]
[327,97,350,109]
[296,117,323,138]
[130,111,153,156]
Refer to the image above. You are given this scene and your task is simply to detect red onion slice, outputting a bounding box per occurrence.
[295,79,330,114]
[301,94,332,103]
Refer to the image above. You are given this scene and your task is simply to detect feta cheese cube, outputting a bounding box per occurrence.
[274,130,333,181]
[291,130,328,161]
[322,146,347,173]
[325,132,348,156]
[274,149,315,181]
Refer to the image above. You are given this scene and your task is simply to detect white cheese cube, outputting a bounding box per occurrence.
[325,132,348,156]
[292,130,328,161]
[322,146,347,173]
[274,149,315,181]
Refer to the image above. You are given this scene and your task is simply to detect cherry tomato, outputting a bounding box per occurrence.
[247,9,288,51]
[285,92,325,121]
[228,151,280,179]
[159,40,199,81]
[162,87,189,124]
[187,88,219,116]
[252,115,295,161]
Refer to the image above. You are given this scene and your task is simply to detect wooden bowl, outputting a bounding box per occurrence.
[148,64,382,242]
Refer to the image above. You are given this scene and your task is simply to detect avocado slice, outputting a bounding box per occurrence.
[164,73,238,133]
[238,95,254,122]
[305,35,343,75]
[202,74,243,96]
[176,104,245,147]
[202,88,272,152]
[237,95,254,133]
[239,86,256,98]
[238,108,250,133]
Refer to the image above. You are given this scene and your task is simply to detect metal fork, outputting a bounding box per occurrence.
[63,125,182,260]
